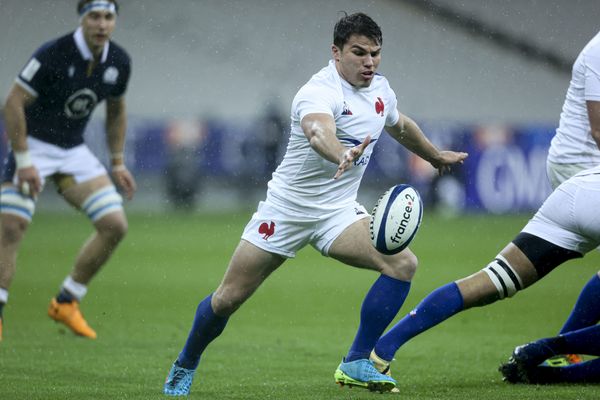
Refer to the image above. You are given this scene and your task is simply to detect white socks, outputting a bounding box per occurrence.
[0,287,8,304]
[62,276,88,301]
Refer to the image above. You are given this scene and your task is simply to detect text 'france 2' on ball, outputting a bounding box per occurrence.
[369,184,423,255]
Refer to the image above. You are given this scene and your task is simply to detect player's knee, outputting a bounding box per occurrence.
[383,251,418,281]
[211,291,236,317]
[1,216,28,245]
[482,254,524,300]
[97,216,128,243]
[212,286,247,317]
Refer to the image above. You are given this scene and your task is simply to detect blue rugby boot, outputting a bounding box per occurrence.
[334,358,397,393]
[499,340,556,383]
[164,362,196,396]
[512,340,557,368]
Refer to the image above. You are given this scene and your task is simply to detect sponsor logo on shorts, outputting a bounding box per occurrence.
[258,221,275,240]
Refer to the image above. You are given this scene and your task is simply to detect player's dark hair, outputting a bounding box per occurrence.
[333,12,382,49]
[77,0,119,15]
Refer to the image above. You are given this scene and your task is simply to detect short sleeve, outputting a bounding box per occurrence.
[293,81,340,122]
[385,85,400,127]
[110,54,131,98]
[585,52,600,101]
[15,44,54,97]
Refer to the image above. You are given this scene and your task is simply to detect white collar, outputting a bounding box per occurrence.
[73,27,109,63]
[329,59,360,92]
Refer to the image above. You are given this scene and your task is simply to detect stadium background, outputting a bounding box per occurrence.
[1,0,599,213]
[1,1,600,399]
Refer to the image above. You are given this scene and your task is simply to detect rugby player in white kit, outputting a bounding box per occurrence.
[362,31,600,386]
[164,12,467,396]
[496,30,600,379]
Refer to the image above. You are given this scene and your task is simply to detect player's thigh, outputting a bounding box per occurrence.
[328,218,417,281]
[61,175,112,206]
[213,239,286,315]
[525,181,599,254]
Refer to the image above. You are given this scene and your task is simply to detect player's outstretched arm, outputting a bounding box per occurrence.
[106,97,136,200]
[386,113,468,175]
[4,84,42,197]
[334,135,371,179]
[301,113,371,179]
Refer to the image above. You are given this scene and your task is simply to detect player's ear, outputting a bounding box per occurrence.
[332,44,341,61]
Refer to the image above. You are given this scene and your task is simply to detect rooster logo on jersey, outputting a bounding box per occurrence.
[375,97,384,116]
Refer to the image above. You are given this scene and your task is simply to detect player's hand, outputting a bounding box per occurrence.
[334,135,372,179]
[111,167,137,200]
[17,166,42,199]
[430,150,468,176]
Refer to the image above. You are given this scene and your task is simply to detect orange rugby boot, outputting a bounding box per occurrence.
[47,298,97,339]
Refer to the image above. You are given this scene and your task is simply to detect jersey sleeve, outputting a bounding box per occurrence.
[584,51,600,101]
[110,54,131,98]
[15,43,55,97]
[293,81,340,122]
[385,84,400,126]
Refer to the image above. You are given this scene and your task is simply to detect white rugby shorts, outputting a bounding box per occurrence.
[241,200,369,258]
[14,137,107,187]
[523,174,600,255]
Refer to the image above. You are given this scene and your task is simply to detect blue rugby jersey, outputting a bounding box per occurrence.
[15,28,131,148]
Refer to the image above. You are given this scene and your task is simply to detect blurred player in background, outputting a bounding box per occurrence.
[364,165,600,386]
[0,0,135,341]
[163,12,467,396]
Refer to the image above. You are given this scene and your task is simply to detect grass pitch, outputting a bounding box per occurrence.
[0,211,598,399]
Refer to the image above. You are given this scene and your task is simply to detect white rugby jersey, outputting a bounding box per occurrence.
[267,60,400,215]
[548,31,600,164]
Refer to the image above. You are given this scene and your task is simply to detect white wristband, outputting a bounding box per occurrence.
[14,150,33,169]
[112,164,127,172]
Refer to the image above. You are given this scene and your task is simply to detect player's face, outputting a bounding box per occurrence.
[81,10,116,56]
[332,34,381,88]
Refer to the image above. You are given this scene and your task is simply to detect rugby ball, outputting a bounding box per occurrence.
[370,184,423,255]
